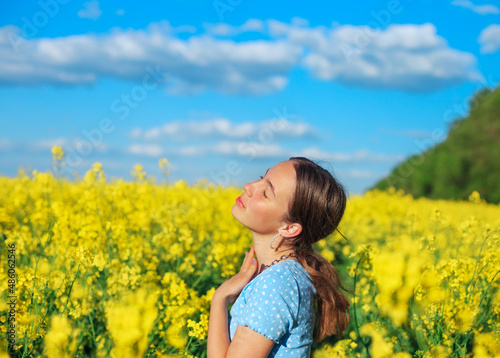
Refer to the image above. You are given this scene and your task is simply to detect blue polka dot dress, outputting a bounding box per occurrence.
[228,259,317,357]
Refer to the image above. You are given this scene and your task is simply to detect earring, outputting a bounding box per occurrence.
[270,233,281,249]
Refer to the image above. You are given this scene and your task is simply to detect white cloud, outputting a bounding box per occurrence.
[0,138,12,150]
[174,25,197,34]
[128,144,163,156]
[204,18,265,36]
[479,24,500,53]
[242,19,266,32]
[203,23,233,36]
[78,0,102,20]
[212,141,288,158]
[0,22,301,95]
[297,147,404,163]
[126,141,285,158]
[126,140,401,165]
[31,138,68,150]
[270,21,483,92]
[345,169,378,179]
[130,128,142,139]
[0,137,108,155]
[131,118,317,141]
[33,138,109,154]
[451,0,499,15]
[0,20,482,93]
[176,145,204,156]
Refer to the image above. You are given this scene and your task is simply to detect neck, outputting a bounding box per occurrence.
[252,232,296,274]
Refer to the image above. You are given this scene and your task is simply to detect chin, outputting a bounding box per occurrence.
[231,205,247,226]
[230,204,239,219]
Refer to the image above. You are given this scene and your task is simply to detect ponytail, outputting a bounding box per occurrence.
[297,248,350,341]
[283,157,351,341]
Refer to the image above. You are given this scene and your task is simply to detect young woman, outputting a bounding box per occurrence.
[207,157,350,358]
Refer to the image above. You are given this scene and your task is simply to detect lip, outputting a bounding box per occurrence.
[236,196,245,208]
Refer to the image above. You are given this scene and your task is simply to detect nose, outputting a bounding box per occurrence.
[244,178,261,196]
[243,182,253,196]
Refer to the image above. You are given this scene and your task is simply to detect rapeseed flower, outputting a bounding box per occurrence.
[43,315,79,358]
[1,161,499,357]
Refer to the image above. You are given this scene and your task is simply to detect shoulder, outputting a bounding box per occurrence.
[268,260,315,288]
[247,260,316,298]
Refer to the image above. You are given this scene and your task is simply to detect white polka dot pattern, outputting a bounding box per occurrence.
[228,260,317,357]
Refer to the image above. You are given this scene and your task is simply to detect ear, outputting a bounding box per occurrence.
[280,222,302,238]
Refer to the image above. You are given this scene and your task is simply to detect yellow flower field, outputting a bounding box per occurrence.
[0,150,499,357]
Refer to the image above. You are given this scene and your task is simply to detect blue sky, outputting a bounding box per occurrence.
[0,0,499,194]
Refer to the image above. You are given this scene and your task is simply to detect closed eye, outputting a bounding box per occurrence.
[260,176,268,198]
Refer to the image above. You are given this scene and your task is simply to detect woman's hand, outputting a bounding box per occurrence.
[214,246,258,304]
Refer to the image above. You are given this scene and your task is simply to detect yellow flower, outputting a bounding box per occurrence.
[2,150,500,357]
[468,191,484,204]
[426,287,446,303]
[75,245,94,266]
[51,145,65,162]
[44,315,79,358]
[473,332,500,357]
[422,345,450,358]
[131,163,146,181]
[37,260,52,276]
[166,321,188,349]
[360,323,394,358]
[92,162,103,172]
[321,248,335,262]
[106,288,158,358]
[159,157,172,177]
[93,252,107,272]
[312,339,356,358]
[187,314,209,340]
[456,305,476,333]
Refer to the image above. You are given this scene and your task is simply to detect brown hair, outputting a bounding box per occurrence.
[282,157,351,342]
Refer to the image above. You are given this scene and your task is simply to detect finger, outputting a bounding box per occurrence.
[247,257,258,276]
[240,247,252,270]
[250,246,257,267]
[241,246,254,271]
[249,247,258,271]
[245,249,258,273]
[240,252,248,270]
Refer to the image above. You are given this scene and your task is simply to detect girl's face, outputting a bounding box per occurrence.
[231,160,296,235]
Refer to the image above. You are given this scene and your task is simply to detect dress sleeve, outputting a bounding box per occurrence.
[238,269,300,343]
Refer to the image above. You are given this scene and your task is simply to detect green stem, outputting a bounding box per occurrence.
[88,310,96,343]
[352,250,372,358]
[472,270,500,327]
[466,229,499,304]
[183,336,194,356]
[191,263,212,289]
[61,263,81,316]
[23,217,56,357]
